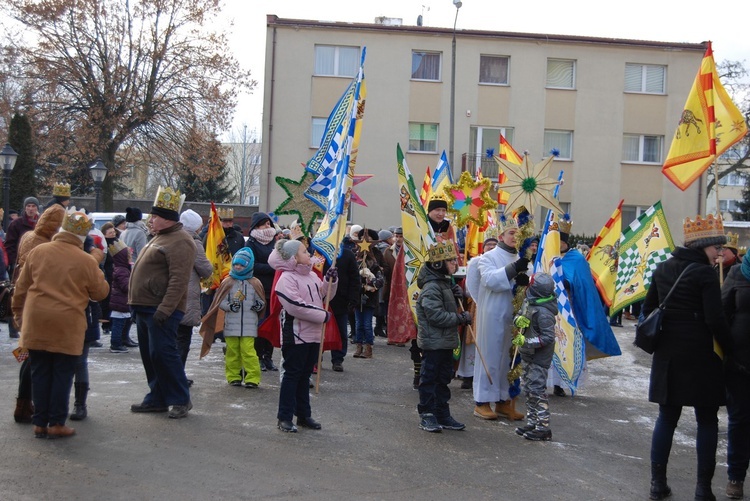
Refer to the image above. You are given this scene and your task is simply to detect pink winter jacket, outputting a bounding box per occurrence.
[268,249,338,345]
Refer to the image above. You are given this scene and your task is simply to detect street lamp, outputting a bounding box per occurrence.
[449,0,462,178]
[89,159,108,212]
[1,143,18,232]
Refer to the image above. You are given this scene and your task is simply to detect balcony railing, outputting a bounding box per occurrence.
[461,153,501,180]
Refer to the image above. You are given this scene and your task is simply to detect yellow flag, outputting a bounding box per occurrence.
[662,42,748,190]
[587,200,623,307]
[203,202,231,290]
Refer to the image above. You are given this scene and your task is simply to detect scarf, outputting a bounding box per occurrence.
[741,253,750,282]
[498,241,517,254]
[251,227,276,245]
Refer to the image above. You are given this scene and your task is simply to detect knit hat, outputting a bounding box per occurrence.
[179,209,203,233]
[125,207,143,222]
[229,248,255,280]
[378,229,393,242]
[683,214,727,249]
[112,214,126,227]
[393,227,403,235]
[274,239,303,261]
[23,197,40,209]
[349,224,363,241]
[427,193,448,212]
[483,237,499,246]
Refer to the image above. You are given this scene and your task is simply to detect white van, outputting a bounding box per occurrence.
[89,212,125,230]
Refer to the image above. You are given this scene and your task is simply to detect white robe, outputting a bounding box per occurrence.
[473,245,517,403]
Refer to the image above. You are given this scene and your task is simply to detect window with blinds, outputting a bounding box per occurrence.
[544,130,573,159]
[314,45,359,77]
[409,123,439,152]
[622,134,663,163]
[624,63,666,94]
[479,55,509,85]
[546,59,575,89]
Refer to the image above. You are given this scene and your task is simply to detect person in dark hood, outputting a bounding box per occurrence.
[245,212,279,371]
[44,183,71,209]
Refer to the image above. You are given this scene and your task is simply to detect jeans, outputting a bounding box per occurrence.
[110,317,129,348]
[277,342,319,421]
[354,307,374,345]
[417,349,454,419]
[330,313,349,364]
[651,403,719,475]
[727,370,750,482]
[28,350,77,427]
[176,324,193,368]
[74,342,91,385]
[134,309,190,407]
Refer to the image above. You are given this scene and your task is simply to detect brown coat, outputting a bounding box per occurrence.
[128,222,196,316]
[12,231,110,356]
[15,205,65,272]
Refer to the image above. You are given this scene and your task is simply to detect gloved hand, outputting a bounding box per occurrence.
[325,267,338,281]
[515,273,530,287]
[153,310,169,326]
[457,311,473,325]
[513,257,530,273]
[512,333,526,347]
[451,284,464,299]
[250,299,265,312]
[514,314,531,329]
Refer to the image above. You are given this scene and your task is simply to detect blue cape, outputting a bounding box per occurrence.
[560,249,622,358]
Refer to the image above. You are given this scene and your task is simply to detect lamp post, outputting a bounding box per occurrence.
[449,0,462,178]
[89,159,108,212]
[1,143,18,232]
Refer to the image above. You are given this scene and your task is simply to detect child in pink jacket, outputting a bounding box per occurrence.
[268,239,337,433]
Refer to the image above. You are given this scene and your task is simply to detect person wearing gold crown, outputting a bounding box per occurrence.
[472,213,530,420]
[643,214,732,501]
[718,231,741,281]
[426,192,461,260]
[11,207,110,438]
[44,182,71,209]
[415,240,472,432]
[128,187,196,419]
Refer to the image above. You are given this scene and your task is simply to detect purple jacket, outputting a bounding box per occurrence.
[109,248,131,313]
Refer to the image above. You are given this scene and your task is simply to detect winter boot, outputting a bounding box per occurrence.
[418,413,442,432]
[353,344,363,358]
[473,403,498,420]
[122,331,138,347]
[460,376,473,389]
[14,398,33,423]
[495,398,524,421]
[69,383,88,421]
[362,344,373,359]
[523,428,552,441]
[649,463,672,500]
[726,480,744,500]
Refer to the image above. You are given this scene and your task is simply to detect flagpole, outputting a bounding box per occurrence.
[714,165,724,285]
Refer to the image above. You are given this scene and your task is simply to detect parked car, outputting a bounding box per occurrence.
[89,212,125,230]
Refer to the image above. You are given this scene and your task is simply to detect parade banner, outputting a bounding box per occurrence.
[611,201,675,315]
[203,202,231,290]
[662,42,748,190]
[587,199,624,307]
[430,150,453,200]
[386,245,417,344]
[419,166,432,206]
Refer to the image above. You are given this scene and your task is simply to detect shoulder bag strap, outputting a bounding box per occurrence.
[658,263,698,309]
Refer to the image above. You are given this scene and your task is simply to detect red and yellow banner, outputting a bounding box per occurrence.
[587,200,623,307]
[203,202,231,290]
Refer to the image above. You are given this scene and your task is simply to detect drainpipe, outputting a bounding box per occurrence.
[264,26,278,212]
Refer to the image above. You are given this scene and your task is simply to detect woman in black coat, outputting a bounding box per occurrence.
[643,217,731,501]
[721,255,750,500]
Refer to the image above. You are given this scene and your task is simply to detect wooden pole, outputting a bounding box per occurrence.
[457,300,492,385]
[715,166,724,285]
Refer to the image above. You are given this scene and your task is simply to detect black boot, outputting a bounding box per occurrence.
[69,383,88,421]
[650,463,672,500]
[695,468,716,501]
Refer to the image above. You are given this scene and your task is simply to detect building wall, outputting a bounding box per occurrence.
[262,16,706,237]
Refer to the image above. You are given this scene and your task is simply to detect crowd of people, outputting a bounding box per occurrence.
[3,184,749,501]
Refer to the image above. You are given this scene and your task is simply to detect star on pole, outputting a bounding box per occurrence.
[495,153,563,215]
[444,171,498,227]
[274,172,325,236]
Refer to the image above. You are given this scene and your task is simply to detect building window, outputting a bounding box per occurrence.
[479,55,509,85]
[409,123,438,153]
[719,172,746,186]
[314,45,359,77]
[622,205,651,227]
[546,59,575,89]
[544,130,573,160]
[248,195,260,206]
[622,134,663,163]
[311,118,326,147]
[411,51,441,81]
[720,199,742,212]
[468,127,515,178]
[625,63,666,94]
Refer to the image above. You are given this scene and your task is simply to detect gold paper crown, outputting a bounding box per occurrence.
[153,186,186,213]
[217,207,234,220]
[683,214,724,244]
[558,216,572,235]
[108,240,129,257]
[62,206,93,236]
[429,192,449,203]
[739,246,747,256]
[427,241,458,263]
[498,212,519,234]
[484,225,500,241]
[53,182,71,197]
[726,231,739,250]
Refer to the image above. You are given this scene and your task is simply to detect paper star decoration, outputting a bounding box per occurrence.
[349,174,373,207]
[274,172,325,236]
[495,153,563,215]
[444,171,498,227]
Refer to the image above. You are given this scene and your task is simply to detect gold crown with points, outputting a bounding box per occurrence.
[153,186,186,213]
[498,212,519,234]
[427,241,458,263]
[108,240,129,257]
[739,246,747,256]
[62,206,93,236]
[217,207,234,220]
[683,214,724,244]
[483,225,500,241]
[53,182,71,197]
[725,231,739,250]
[558,216,572,235]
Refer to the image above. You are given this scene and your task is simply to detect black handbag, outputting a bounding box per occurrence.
[634,264,696,354]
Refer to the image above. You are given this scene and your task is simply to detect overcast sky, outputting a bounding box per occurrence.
[220,0,750,141]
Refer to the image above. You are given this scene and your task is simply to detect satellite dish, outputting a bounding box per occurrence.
[417,14,423,26]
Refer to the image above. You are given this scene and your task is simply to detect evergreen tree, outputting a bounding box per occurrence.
[733,175,750,221]
[7,114,36,212]
[178,126,234,203]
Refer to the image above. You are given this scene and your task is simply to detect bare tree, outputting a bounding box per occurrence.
[224,125,262,205]
[1,0,256,208]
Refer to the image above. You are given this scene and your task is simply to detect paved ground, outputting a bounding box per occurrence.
[0,318,731,500]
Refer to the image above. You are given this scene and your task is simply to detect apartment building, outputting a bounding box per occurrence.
[261,14,707,237]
